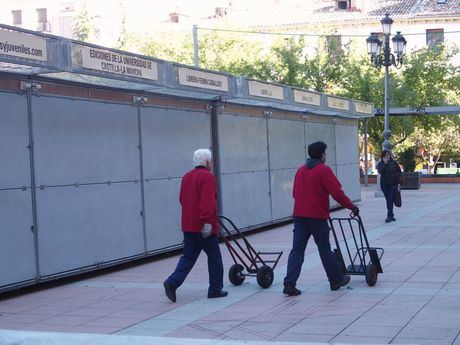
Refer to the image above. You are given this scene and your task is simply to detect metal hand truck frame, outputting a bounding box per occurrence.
[217,215,283,288]
[329,214,384,286]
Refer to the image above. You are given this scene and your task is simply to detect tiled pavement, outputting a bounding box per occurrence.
[1,184,460,345]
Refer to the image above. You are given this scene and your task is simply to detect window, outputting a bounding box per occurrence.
[36,8,49,31]
[215,7,227,17]
[37,8,47,23]
[337,0,349,9]
[11,10,22,25]
[426,29,444,47]
[169,12,179,23]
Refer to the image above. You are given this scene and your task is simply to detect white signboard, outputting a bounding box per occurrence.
[0,29,47,61]
[178,67,229,91]
[327,96,350,111]
[355,101,373,115]
[248,80,284,100]
[72,45,158,80]
[293,89,321,106]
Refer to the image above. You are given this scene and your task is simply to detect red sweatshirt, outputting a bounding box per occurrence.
[179,166,218,234]
[293,160,354,219]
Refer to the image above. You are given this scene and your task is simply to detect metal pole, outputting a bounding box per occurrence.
[382,34,391,152]
[364,118,369,187]
[209,100,223,215]
[24,80,41,281]
[135,95,148,255]
[193,25,199,67]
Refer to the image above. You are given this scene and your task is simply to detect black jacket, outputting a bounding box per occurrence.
[377,159,402,187]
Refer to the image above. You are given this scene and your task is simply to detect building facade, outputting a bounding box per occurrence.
[1,0,459,56]
[236,0,460,58]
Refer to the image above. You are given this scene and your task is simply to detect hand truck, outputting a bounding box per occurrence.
[217,215,283,289]
[329,214,384,286]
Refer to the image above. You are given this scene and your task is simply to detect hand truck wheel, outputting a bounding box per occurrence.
[256,265,274,289]
[365,263,378,286]
[228,264,245,286]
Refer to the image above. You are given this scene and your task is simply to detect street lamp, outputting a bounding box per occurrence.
[366,14,407,151]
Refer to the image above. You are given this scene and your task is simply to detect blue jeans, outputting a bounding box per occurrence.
[381,184,396,217]
[166,232,224,294]
[284,217,343,286]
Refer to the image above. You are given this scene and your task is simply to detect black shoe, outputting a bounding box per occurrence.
[389,216,396,222]
[283,283,301,296]
[163,280,177,302]
[208,290,228,299]
[385,217,391,223]
[330,275,350,291]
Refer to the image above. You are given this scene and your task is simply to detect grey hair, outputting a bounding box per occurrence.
[193,149,212,167]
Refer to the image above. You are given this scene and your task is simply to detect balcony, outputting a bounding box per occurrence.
[37,21,51,32]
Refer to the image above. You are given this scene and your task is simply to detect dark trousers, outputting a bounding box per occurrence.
[166,232,224,294]
[284,217,343,286]
[381,184,395,217]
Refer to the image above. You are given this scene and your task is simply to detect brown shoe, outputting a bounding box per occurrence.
[283,283,301,296]
[208,290,228,298]
[330,275,350,291]
[163,281,177,302]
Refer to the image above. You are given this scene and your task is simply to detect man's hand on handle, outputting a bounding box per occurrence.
[351,206,360,217]
[201,223,212,238]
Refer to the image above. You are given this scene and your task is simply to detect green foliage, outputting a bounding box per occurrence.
[399,45,460,133]
[263,37,307,86]
[303,40,348,93]
[141,30,269,77]
[72,2,97,42]
[141,31,194,64]
[123,28,459,164]
[115,14,128,50]
[401,45,459,108]
[397,148,417,172]
[197,31,268,77]
[405,115,460,173]
[338,44,459,155]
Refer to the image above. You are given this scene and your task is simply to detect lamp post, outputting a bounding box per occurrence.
[366,14,407,152]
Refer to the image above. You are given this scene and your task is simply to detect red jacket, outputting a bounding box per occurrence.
[293,160,354,219]
[179,167,218,234]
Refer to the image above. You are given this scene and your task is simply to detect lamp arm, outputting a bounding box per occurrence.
[392,53,404,69]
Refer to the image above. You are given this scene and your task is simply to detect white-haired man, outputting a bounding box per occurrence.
[163,149,228,302]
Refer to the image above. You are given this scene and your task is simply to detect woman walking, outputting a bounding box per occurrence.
[377,150,402,223]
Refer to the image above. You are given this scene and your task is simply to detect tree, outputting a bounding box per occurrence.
[303,39,348,93]
[397,147,416,172]
[141,30,194,64]
[262,37,307,87]
[393,45,460,172]
[338,53,415,155]
[115,14,129,50]
[134,28,460,167]
[195,31,268,77]
[408,116,460,173]
[73,2,97,42]
[339,43,459,157]
[400,45,459,109]
[140,29,272,79]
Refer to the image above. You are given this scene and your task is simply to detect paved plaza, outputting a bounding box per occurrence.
[1,183,460,345]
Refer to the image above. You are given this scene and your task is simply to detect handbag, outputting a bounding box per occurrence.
[394,184,402,207]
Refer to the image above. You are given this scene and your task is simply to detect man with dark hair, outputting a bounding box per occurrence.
[283,141,360,296]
